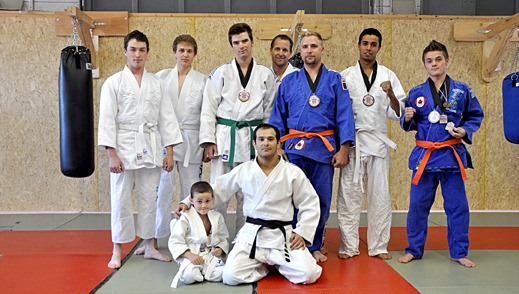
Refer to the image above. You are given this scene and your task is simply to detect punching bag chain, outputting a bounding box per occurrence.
[66,17,84,49]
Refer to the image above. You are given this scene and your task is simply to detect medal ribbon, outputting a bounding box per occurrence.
[412,138,467,185]
[236,58,254,89]
[428,76,450,111]
[304,64,323,94]
[359,61,378,92]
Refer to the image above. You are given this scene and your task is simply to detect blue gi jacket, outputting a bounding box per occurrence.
[269,65,356,164]
[401,77,484,171]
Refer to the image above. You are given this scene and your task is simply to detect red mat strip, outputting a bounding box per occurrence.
[0,230,139,294]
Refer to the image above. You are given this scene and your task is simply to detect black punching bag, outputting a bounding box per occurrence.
[59,46,95,177]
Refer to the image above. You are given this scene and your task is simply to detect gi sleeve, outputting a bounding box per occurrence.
[98,75,119,148]
[158,80,183,147]
[262,71,277,123]
[335,75,356,146]
[400,95,418,132]
[199,70,223,146]
[268,82,289,138]
[168,215,191,260]
[459,86,484,144]
[211,166,243,212]
[214,213,230,254]
[386,72,406,121]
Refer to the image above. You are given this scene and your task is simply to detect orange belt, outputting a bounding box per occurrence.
[412,138,467,185]
[280,129,335,152]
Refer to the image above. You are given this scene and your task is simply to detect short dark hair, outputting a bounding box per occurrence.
[253,123,280,142]
[422,40,449,63]
[124,30,149,52]
[270,34,293,51]
[358,28,382,47]
[190,181,213,198]
[228,23,253,46]
[173,34,198,55]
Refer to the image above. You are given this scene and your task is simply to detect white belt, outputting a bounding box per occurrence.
[119,122,158,165]
[353,127,397,187]
[180,128,191,167]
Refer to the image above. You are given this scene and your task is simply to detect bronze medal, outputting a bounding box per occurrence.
[363,94,375,107]
[238,90,250,102]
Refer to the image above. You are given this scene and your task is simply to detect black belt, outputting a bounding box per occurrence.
[246,217,292,262]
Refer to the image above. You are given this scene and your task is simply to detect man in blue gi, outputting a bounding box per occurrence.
[269,31,356,262]
[399,40,484,268]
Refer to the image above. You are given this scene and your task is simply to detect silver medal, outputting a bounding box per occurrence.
[428,110,440,123]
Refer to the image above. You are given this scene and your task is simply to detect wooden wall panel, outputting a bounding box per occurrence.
[0,12,517,213]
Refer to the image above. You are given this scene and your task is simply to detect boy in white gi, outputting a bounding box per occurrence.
[98,30,182,268]
[177,124,322,285]
[270,34,298,85]
[200,23,277,233]
[169,181,229,287]
[135,34,207,255]
[338,28,406,260]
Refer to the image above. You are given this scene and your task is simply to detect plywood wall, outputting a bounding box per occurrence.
[0,11,518,213]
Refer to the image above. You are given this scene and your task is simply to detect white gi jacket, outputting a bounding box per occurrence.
[200,59,277,163]
[98,66,183,169]
[156,67,207,165]
[272,63,298,86]
[168,208,230,260]
[212,157,320,250]
[341,62,406,158]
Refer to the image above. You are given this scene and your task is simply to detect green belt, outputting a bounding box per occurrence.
[217,117,262,167]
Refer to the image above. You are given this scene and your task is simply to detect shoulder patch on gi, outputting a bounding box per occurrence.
[415,96,426,107]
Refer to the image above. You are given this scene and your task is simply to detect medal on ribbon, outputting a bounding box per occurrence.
[308,94,321,107]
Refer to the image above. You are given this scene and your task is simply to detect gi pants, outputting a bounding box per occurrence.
[223,241,321,285]
[288,155,334,253]
[338,154,391,256]
[155,162,202,238]
[110,167,161,243]
[406,170,470,259]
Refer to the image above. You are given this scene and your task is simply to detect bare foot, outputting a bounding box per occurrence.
[134,245,145,255]
[377,253,393,260]
[135,238,157,255]
[312,250,328,262]
[452,257,476,268]
[143,239,172,262]
[398,253,415,264]
[320,246,328,255]
[338,253,352,259]
[108,244,122,269]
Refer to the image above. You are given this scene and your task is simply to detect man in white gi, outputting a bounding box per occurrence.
[338,28,405,260]
[270,34,298,85]
[200,23,277,233]
[98,30,182,269]
[135,35,207,255]
[179,124,322,285]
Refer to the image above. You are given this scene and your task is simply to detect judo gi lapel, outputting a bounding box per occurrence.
[295,69,314,130]
[168,66,180,110]
[249,158,283,212]
[184,207,209,251]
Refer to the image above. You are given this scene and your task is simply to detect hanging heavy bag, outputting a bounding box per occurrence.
[502,72,519,144]
[59,46,95,177]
